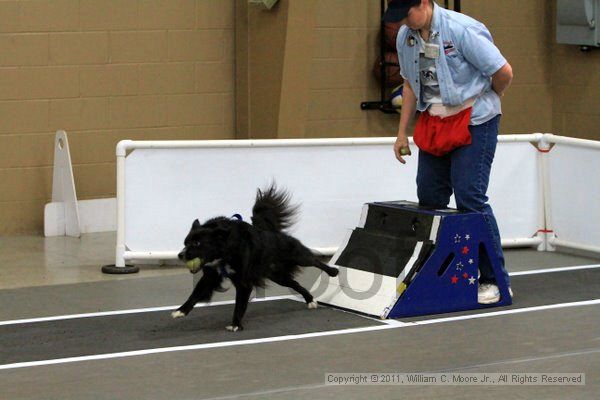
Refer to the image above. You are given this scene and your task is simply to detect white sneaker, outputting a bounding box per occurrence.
[478,283,500,304]
[478,284,513,304]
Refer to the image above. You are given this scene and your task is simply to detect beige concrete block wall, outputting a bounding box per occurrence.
[1,0,599,235]
[551,45,600,140]
[550,2,600,141]
[461,0,554,135]
[0,0,235,234]
[306,0,400,138]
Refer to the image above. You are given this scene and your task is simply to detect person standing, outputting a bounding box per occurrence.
[386,0,514,303]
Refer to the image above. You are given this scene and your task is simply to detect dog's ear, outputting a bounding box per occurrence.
[192,219,201,229]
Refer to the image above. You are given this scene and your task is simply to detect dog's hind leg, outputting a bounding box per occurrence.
[227,285,252,332]
[271,276,317,309]
[172,267,223,318]
[295,249,339,277]
[314,260,339,277]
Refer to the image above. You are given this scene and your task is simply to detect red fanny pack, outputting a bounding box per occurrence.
[413,107,473,156]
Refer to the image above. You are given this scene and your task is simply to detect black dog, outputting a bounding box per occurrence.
[172,184,339,331]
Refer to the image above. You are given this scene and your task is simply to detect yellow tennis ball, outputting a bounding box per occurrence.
[400,146,410,156]
[186,257,202,272]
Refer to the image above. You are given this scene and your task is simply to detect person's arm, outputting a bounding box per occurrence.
[491,62,513,97]
[394,80,417,164]
[459,25,511,95]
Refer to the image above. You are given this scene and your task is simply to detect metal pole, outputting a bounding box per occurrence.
[380,0,386,103]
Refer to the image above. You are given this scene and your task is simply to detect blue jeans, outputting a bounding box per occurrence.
[416,114,509,288]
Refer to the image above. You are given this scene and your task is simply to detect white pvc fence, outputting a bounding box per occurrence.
[544,135,600,253]
[113,133,599,267]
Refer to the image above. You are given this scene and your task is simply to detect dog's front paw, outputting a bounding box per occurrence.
[225,325,242,332]
[171,310,186,319]
[307,301,318,309]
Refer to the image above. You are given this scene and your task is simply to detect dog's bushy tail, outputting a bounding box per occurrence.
[251,184,298,232]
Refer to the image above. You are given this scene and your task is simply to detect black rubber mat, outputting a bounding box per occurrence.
[0,299,381,365]
[399,268,600,322]
[2,269,598,366]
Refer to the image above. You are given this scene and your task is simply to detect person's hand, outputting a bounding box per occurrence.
[394,133,412,164]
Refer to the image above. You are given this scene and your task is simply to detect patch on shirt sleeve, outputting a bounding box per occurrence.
[443,40,456,55]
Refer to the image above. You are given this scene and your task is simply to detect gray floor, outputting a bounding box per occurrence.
[0,233,599,399]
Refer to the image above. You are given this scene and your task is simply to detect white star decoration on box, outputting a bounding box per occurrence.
[465,234,471,240]
[455,261,464,271]
[468,276,476,285]
[468,258,474,264]
[454,234,461,243]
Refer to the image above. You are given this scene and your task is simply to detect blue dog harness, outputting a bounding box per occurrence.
[231,214,243,221]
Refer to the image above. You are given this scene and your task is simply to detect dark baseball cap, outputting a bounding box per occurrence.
[383,0,421,23]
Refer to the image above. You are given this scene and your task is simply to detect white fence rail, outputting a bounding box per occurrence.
[113,134,561,267]
[545,135,600,254]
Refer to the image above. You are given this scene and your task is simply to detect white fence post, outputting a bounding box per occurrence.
[101,140,139,274]
[537,133,556,251]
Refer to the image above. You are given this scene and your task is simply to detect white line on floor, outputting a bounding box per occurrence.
[0,295,298,327]
[2,263,598,326]
[0,298,597,371]
[409,298,600,326]
[509,263,600,276]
